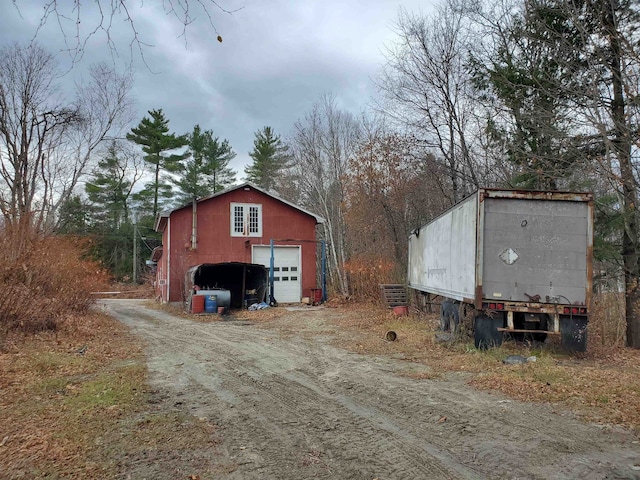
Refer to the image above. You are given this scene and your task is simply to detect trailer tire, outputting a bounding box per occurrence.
[440,301,460,334]
[474,314,504,350]
[560,316,588,352]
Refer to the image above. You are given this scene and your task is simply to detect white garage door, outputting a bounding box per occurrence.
[253,245,301,303]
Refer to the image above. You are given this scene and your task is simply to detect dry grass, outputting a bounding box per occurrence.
[0,312,143,477]
[0,227,111,351]
[325,300,640,432]
[0,311,217,478]
[588,292,627,350]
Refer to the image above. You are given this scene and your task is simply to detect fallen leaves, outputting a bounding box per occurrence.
[326,301,640,432]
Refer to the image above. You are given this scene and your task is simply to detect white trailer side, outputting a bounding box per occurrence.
[408,192,478,303]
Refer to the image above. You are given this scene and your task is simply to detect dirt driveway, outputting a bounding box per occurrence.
[100,299,640,479]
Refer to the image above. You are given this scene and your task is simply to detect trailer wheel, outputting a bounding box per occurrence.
[440,301,460,334]
[560,315,588,352]
[474,314,504,350]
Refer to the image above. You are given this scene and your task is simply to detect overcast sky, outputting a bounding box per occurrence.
[2,1,435,176]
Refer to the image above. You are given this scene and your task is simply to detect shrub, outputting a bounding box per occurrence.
[0,225,110,350]
[344,256,397,301]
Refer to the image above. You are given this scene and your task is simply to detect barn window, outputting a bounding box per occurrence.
[230,203,262,237]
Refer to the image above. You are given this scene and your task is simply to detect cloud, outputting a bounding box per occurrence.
[1,0,435,177]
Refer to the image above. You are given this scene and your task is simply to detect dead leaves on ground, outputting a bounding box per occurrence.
[328,301,640,432]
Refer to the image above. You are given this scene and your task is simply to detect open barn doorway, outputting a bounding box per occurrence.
[185,262,268,310]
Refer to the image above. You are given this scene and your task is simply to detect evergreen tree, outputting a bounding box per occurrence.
[472,0,588,190]
[57,195,91,235]
[126,109,188,217]
[85,141,137,228]
[175,125,236,204]
[81,141,145,281]
[245,126,292,191]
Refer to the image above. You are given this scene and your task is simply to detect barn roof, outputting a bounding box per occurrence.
[154,182,325,232]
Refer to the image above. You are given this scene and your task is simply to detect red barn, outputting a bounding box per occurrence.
[152,182,324,307]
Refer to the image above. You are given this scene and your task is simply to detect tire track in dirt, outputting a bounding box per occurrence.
[101,300,640,480]
[155,327,466,477]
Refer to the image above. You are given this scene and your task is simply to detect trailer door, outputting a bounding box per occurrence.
[481,198,589,305]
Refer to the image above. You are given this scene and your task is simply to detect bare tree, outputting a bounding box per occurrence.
[0,43,133,232]
[13,1,239,65]
[287,94,361,297]
[344,129,450,286]
[377,1,481,204]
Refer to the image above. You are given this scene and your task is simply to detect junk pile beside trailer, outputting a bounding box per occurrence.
[408,189,593,351]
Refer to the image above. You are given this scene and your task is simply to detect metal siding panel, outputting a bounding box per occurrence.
[408,193,477,301]
[482,198,588,304]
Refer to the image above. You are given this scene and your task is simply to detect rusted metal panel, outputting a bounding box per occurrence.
[585,198,594,310]
[479,188,593,203]
[496,303,586,315]
[474,285,483,310]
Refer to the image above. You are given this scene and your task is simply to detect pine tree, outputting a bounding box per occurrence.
[82,141,144,280]
[85,141,135,228]
[472,0,588,190]
[57,195,91,235]
[175,125,236,203]
[126,109,188,217]
[245,126,291,191]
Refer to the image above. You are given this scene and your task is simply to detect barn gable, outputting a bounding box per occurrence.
[153,183,324,307]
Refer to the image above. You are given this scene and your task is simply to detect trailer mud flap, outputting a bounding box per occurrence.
[474,314,504,350]
[560,316,588,352]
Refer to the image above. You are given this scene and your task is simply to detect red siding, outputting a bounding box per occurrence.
[158,187,319,303]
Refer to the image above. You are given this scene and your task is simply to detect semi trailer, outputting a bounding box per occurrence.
[407,189,593,351]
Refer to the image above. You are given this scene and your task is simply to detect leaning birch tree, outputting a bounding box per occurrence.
[288,94,361,297]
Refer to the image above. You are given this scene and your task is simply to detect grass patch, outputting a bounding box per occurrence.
[330,301,640,431]
[62,365,145,413]
[0,313,146,478]
[0,310,218,479]
[128,411,216,451]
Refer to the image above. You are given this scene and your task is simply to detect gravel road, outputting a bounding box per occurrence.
[100,299,640,480]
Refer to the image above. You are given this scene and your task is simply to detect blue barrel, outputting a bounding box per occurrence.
[204,295,218,313]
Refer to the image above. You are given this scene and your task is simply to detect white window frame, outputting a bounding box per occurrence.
[230,202,263,237]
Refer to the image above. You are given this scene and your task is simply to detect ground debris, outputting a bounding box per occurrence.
[434,332,453,343]
[502,355,537,365]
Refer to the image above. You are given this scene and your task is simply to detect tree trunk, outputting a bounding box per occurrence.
[603,2,640,348]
